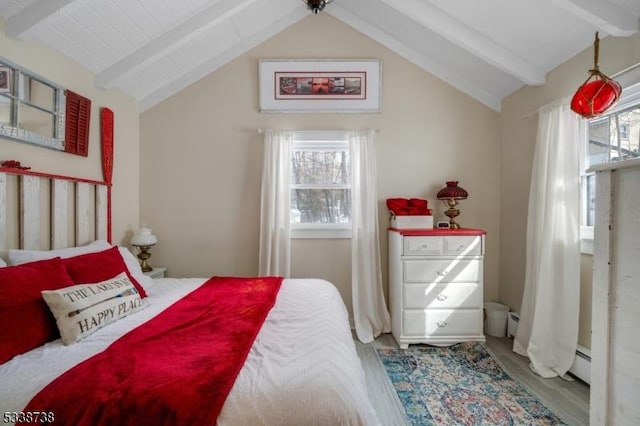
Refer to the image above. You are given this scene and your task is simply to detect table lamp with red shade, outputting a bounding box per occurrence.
[436,181,468,230]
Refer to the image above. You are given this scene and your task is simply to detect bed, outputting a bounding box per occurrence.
[0,163,379,425]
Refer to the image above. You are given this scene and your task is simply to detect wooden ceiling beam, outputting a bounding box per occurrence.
[7,0,80,39]
[374,0,547,86]
[554,0,639,37]
[138,7,307,111]
[95,0,261,89]
[328,5,503,111]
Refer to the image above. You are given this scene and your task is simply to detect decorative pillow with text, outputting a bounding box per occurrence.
[42,272,147,345]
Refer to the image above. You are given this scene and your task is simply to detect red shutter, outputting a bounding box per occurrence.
[65,90,91,156]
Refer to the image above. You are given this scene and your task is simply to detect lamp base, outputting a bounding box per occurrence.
[448,221,461,230]
[444,199,462,230]
[135,245,153,272]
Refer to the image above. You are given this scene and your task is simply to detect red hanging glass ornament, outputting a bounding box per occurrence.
[571,32,622,118]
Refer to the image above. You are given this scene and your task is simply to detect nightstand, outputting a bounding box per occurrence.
[143,267,167,279]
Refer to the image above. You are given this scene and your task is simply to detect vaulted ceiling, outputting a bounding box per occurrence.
[1,0,638,112]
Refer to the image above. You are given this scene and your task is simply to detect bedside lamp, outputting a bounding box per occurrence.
[131,228,157,272]
[436,181,468,230]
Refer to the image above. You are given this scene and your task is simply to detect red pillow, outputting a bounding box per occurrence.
[61,246,148,298]
[0,257,75,364]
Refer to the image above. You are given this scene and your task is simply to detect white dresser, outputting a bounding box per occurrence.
[388,228,486,348]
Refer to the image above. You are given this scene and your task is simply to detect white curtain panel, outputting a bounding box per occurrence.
[349,130,391,343]
[513,99,582,378]
[259,129,293,277]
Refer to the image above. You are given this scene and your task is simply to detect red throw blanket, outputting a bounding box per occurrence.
[19,276,283,426]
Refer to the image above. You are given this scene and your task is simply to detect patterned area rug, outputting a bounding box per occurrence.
[377,342,566,425]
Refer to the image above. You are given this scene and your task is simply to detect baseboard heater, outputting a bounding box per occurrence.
[569,344,591,384]
[507,312,591,385]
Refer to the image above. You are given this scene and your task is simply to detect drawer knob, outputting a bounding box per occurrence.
[436,294,448,301]
[436,321,448,328]
[421,244,429,249]
[458,244,465,251]
[436,270,448,276]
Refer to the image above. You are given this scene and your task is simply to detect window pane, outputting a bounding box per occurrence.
[611,106,640,161]
[19,75,55,111]
[588,117,611,167]
[291,150,350,185]
[291,189,351,224]
[18,103,55,138]
[588,106,640,166]
[0,94,10,125]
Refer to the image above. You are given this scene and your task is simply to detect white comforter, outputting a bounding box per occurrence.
[0,278,379,426]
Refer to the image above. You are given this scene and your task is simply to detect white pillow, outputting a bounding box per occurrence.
[118,247,156,291]
[42,272,147,345]
[0,257,6,267]
[8,240,111,265]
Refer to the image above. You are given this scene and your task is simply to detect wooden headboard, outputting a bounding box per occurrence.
[0,167,111,258]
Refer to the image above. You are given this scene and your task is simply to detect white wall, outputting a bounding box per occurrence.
[140,14,501,317]
[0,22,141,247]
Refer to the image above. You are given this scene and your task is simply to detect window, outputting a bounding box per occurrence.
[581,80,640,253]
[619,123,629,140]
[290,131,351,238]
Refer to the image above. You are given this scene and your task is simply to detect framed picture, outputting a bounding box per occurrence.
[0,66,11,93]
[259,60,381,113]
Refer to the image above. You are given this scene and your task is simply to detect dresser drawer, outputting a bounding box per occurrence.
[443,236,483,256]
[403,309,483,337]
[404,283,481,309]
[403,259,481,283]
[403,236,443,255]
[403,235,483,256]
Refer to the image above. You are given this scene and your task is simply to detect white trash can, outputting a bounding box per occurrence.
[484,302,509,337]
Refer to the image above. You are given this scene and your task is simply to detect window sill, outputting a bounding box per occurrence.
[291,227,351,239]
[580,226,593,255]
[580,238,594,255]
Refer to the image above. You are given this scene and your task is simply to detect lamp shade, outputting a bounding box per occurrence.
[131,228,157,246]
[437,181,468,200]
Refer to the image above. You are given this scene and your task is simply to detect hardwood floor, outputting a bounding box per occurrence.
[354,334,590,425]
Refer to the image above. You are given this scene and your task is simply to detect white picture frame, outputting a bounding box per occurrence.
[259,59,382,113]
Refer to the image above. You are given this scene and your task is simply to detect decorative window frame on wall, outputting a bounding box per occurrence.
[0,56,66,151]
